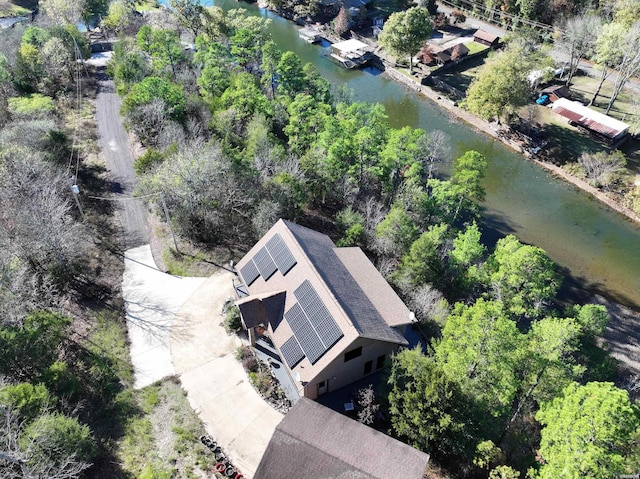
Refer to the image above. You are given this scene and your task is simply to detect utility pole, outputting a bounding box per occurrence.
[68,177,85,220]
[160,192,180,255]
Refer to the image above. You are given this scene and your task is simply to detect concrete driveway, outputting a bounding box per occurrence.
[123,245,207,389]
[170,272,284,479]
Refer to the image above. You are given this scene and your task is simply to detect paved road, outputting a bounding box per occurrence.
[436,2,640,96]
[95,67,149,248]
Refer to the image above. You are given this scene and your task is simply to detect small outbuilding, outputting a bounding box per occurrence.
[551,98,630,142]
[540,84,571,102]
[473,29,500,47]
[254,397,431,479]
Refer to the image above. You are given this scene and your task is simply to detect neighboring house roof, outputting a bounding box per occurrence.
[450,43,469,59]
[254,398,430,479]
[540,84,571,99]
[473,29,499,43]
[551,98,630,139]
[235,220,410,383]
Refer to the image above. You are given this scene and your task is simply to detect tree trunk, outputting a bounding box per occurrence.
[409,55,413,72]
[589,68,609,106]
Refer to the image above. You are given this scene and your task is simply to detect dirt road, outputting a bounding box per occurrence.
[95,68,149,249]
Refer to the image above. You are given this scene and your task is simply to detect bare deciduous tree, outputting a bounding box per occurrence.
[0,148,88,286]
[418,130,451,179]
[605,20,640,114]
[409,283,449,325]
[0,407,91,479]
[555,14,602,86]
[578,150,626,189]
[137,142,257,246]
[356,384,380,426]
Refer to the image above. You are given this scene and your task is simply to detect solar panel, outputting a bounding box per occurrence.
[294,280,316,307]
[295,321,325,364]
[317,313,343,348]
[280,336,305,368]
[285,303,325,364]
[294,281,343,348]
[239,260,259,286]
[266,234,297,275]
[253,247,277,280]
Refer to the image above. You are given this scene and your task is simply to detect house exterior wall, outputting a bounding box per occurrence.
[302,337,400,400]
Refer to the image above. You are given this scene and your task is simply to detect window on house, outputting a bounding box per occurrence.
[344,346,362,362]
[376,354,385,370]
[364,360,372,375]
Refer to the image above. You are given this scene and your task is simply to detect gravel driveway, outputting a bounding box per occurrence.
[95,65,149,248]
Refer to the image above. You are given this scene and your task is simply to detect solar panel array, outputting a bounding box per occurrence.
[267,234,297,275]
[281,335,305,368]
[254,247,277,280]
[239,260,259,286]
[239,233,297,286]
[283,280,343,365]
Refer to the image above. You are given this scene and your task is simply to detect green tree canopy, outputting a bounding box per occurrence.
[379,7,433,71]
[534,382,640,479]
[435,299,521,417]
[387,346,469,457]
[122,76,186,123]
[483,235,560,319]
[465,44,550,122]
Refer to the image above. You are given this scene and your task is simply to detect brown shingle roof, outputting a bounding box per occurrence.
[473,29,499,43]
[254,398,430,479]
[335,248,411,328]
[236,291,286,329]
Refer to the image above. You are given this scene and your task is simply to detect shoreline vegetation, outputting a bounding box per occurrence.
[383,65,640,225]
[260,3,640,227]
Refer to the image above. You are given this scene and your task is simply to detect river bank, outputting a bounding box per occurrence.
[381,63,640,226]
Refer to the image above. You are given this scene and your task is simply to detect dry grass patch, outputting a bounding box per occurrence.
[118,378,218,478]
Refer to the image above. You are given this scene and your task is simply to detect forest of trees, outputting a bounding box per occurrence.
[1,0,639,477]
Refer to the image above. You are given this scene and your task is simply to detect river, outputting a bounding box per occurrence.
[197,0,640,308]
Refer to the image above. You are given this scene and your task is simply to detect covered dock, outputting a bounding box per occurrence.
[330,39,372,69]
[299,26,322,43]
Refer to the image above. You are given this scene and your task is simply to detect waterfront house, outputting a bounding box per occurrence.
[234,220,414,402]
[254,397,431,479]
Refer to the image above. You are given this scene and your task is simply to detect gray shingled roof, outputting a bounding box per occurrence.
[254,398,430,479]
[284,221,407,345]
[236,291,286,329]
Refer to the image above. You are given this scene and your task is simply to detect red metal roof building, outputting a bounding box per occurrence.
[551,98,630,141]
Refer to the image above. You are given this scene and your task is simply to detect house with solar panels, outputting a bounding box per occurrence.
[234,219,414,402]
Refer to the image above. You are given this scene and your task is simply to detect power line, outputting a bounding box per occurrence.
[439,0,554,33]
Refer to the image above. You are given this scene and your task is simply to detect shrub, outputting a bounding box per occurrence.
[134,148,165,175]
[242,356,259,373]
[224,306,242,333]
[20,412,98,464]
[8,94,55,119]
[336,206,366,247]
[0,382,51,421]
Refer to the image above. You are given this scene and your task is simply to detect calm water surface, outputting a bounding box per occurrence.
[201,0,640,308]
